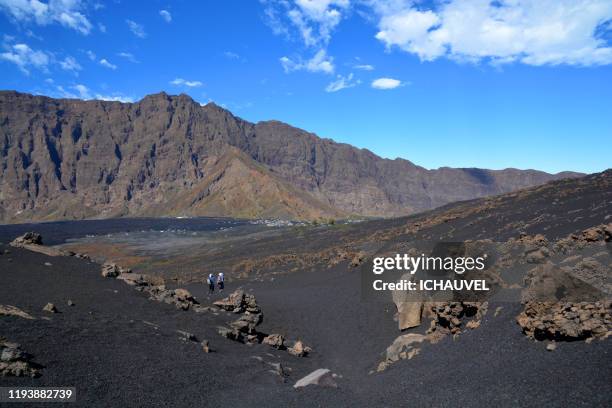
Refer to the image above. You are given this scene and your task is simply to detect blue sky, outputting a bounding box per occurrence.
[0,0,611,174]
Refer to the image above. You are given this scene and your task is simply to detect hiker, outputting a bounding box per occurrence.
[217,272,225,291]
[207,273,216,294]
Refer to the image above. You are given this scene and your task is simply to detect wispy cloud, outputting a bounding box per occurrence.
[280,49,334,74]
[354,64,374,71]
[159,10,172,23]
[126,19,146,38]
[325,73,360,92]
[371,77,403,90]
[261,0,350,47]
[117,52,138,63]
[56,84,134,102]
[0,43,49,74]
[59,56,81,72]
[0,0,93,34]
[86,50,96,61]
[170,78,203,87]
[99,58,117,70]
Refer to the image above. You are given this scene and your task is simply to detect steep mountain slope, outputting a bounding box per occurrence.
[0,91,580,223]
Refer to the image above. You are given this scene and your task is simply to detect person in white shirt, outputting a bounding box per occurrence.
[207,273,216,295]
[217,272,225,291]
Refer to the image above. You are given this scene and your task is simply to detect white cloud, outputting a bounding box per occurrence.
[159,9,172,23]
[57,84,133,102]
[126,19,146,38]
[371,77,402,89]
[262,0,350,47]
[373,0,612,66]
[59,56,81,72]
[98,22,106,33]
[95,94,134,103]
[280,49,335,74]
[99,58,117,70]
[86,50,96,61]
[0,42,49,74]
[354,63,374,71]
[72,84,90,98]
[117,52,138,63]
[0,0,92,34]
[170,78,203,87]
[325,72,360,92]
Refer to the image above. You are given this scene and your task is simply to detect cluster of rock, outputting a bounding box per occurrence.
[101,262,204,312]
[376,301,488,372]
[214,290,311,356]
[516,301,611,341]
[10,232,43,246]
[554,223,612,253]
[101,262,131,278]
[215,289,264,344]
[426,301,488,340]
[142,286,201,311]
[0,338,40,377]
[519,233,550,264]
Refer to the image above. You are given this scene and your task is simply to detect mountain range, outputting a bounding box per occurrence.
[0,91,582,223]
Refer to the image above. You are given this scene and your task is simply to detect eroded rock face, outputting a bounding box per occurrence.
[0,91,578,223]
[0,338,40,377]
[517,301,611,341]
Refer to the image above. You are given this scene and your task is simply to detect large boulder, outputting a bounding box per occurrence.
[293,368,337,389]
[262,334,285,349]
[392,273,424,330]
[10,232,42,246]
[230,313,263,334]
[0,338,40,377]
[287,340,311,357]
[101,263,131,278]
[213,289,245,311]
[214,289,261,314]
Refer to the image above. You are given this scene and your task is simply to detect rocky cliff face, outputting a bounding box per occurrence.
[0,91,581,223]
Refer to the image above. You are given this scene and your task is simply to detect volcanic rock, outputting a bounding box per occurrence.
[0,338,40,377]
[293,368,337,389]
[262,334,285,349]
[101,263,128,278]
[0,305,35,320]
[42,303,58,313]
[10,232,43,246]
[385,333,426,363]
[287,340,311,357]
[516,301,611,341]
